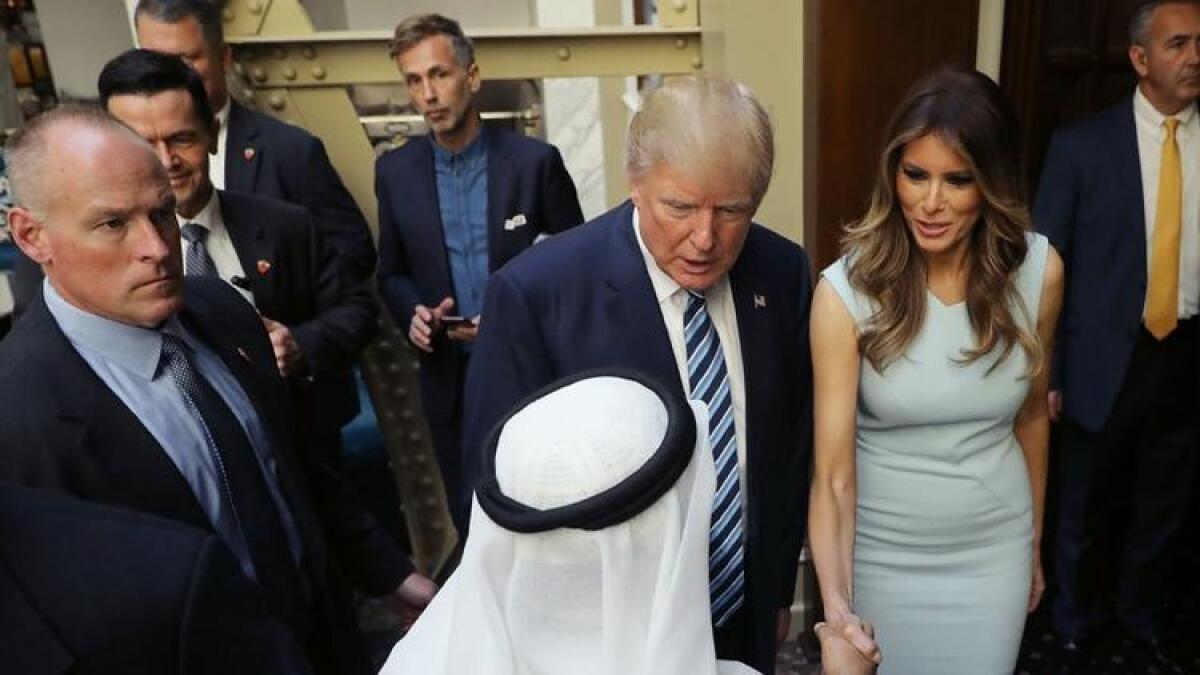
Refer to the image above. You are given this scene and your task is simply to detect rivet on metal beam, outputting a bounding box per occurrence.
[268,92,287,110]
[691,56,703,69]
[272,48,286,60]
[301,46,316,60]
[311,65,327,81]
[675,38,687,49]
[556,47,571,61]
[672,0,688,11]
[222,7,234,22]
[247,1,263,16]
[282,66,297,81]
[251,66,267,83]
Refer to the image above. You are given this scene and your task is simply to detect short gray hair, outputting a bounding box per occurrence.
[5,104,142,217]
[389,13,475,67]
[626,77,774,205]
[1130,0,1200,45]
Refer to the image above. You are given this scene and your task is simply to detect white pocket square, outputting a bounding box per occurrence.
[503,214,528,230]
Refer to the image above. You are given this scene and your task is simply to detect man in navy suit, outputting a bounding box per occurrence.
[1034,2,1200,671]
[133,0,376,281]
[0,483,311,675]
[0,105,430,675]
[376,14,584,531]
[462,77,812,675]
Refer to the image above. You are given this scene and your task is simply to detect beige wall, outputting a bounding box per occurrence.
[700,0,807,246]
[38,0,134,99]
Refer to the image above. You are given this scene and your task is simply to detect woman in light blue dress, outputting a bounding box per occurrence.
[808,68,1064,674]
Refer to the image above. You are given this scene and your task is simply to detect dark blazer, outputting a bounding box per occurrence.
[225,101,376,280]
[1033,98,1159,432]
[375,126,584,424]
[220,190,376,429]
[0,483,311,675]
[0,277,411,675]
[461,201,813,675]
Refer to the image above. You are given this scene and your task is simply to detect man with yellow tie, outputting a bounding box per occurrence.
[1034,1,1200,672]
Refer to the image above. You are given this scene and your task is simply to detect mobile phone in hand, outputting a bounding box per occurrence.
[440,315,469,330]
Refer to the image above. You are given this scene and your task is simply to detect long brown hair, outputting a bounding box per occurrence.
[844,67,1042,375]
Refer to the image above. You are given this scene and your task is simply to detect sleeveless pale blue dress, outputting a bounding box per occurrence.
[821,232,1048,674]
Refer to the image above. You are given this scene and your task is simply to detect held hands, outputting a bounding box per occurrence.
[817,611,881,671]
[815,621,880,675]
[262,317,304,377]
[391,572,438,633]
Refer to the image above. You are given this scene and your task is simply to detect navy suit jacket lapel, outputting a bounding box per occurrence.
[1113,100,1148,283]
[414,137,453,294]
[0,560,74,675]
[486,127,514,272]
[220,192,277,312]
[224,101,262,193]
[602,202,685,399]
[728,242,770,523]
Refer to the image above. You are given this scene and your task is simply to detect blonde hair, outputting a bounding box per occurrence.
[626,77,774,206]
[844,67,1042,375]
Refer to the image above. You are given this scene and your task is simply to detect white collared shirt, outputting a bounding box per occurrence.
[1134,87,1200,318]
[632,208,749,499]
[211,98,231,190]
[177,189,252,305]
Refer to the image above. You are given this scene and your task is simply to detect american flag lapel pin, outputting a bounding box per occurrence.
[243,147,256,161]
[753,294,767,309]
[256,259,272,275]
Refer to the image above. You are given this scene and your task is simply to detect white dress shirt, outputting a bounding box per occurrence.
[633,208,749,499]
[178,189,252,305]
[210,98,231,191]
[1134,87,1199,318]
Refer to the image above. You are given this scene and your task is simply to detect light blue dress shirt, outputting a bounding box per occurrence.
[433,127,490,320]
[43,280,304,581]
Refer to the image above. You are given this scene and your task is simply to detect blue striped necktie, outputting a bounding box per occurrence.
[684,290,745,627]
[181,223,218,277]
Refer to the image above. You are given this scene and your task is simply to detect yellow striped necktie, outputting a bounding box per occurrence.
[1145,117,1181,340]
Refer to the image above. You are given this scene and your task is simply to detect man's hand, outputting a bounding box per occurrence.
[391,572,438,633]
[409,297,455,354]
[1048,390,1063,422]
[262,317,304,377]
[447,317,480,343]
[815,622,879,675]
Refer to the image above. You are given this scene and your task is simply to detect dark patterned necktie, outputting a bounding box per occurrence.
[684,291,746,626]
[181,223,218,277]
[159,334,306,624]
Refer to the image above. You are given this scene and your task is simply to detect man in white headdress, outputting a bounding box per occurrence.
[380,369,758,674]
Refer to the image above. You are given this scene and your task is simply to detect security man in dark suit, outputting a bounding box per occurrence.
[462,77,812,675]
[1034,1,1200,672]
[376,14,584,531]
[0,104,431,675]
[94,48,374,468]
[133,0,376,281]
[0,483,311,675]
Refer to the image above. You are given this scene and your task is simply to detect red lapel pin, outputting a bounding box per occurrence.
[256,259,272,275]
[243,147,256,161]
